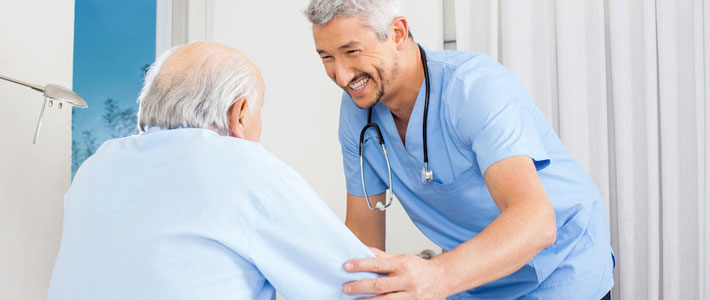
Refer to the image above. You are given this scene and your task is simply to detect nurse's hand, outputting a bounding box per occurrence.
[343,247,448,300]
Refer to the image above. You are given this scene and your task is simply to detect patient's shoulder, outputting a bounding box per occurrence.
[205,132,298,181]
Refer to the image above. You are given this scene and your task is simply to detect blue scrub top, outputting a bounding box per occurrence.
[339,47,615,299]
[48,128,380,300]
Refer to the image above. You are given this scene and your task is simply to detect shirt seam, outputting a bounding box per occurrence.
[245,176,274,293]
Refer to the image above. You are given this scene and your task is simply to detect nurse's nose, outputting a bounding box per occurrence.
[333,60,355,88]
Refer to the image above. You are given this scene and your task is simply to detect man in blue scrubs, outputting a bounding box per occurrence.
[305,0,614,299]
[48,41,380,299]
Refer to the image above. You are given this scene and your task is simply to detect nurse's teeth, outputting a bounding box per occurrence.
[349,77,369,90]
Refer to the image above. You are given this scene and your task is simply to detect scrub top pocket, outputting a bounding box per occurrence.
[531,204,592,285]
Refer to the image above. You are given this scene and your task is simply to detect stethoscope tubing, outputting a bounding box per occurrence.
[420,44,431,166]
[358,44,432,211]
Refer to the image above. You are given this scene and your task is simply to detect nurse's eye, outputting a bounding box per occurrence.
[320,55,333,61]
[347,49,360,55]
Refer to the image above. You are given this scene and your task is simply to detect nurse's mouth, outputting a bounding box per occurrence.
[348,75,370,91]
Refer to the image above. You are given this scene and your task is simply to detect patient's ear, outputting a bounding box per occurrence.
[228,98,249,139]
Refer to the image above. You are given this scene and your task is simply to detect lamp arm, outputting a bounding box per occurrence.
[0,74,45,93]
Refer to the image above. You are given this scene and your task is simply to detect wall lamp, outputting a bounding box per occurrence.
[0,74,88,144]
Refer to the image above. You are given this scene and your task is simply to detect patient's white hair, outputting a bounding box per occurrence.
[137,42,262,136]
[304,0,403,40]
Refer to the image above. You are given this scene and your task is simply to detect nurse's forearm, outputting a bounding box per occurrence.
[431,199,556,295]
[345,192,386,251]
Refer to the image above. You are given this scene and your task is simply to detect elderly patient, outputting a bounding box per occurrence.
[47,41,378,299]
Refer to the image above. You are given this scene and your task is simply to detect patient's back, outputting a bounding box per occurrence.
[48,127,377,300]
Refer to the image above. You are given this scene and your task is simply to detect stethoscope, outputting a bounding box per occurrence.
[358,44,433,211]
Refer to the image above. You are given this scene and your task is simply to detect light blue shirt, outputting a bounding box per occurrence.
[48,128,379,300]
[339,47,615,299]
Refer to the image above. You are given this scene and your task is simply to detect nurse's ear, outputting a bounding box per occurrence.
[391,16,410,51]
[227,97,249,139]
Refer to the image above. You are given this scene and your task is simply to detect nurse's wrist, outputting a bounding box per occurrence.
[430,252,463,297]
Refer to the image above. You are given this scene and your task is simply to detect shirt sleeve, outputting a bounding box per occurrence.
[446,61,550,176]
[338,94,387,196]
[248,162,382,299]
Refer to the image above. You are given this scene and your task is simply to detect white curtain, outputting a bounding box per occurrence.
[454,0,710,299]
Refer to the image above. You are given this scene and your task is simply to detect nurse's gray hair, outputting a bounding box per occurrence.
[304,0,403,40]
[137,42,261,136]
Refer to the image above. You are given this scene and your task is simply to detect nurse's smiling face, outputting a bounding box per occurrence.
[313,16,401,109]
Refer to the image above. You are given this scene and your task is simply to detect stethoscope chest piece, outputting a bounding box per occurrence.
[422,163,434,184]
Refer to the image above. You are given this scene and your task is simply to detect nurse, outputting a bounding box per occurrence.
[304,0,614,299]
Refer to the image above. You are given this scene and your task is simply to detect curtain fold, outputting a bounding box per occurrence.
[454,0,709,298]
[453,0,497,60]
[655,0,705,298]
[704,3,710,298]
[606,0,661,299]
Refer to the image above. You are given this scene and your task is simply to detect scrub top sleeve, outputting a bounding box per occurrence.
[447,70,550,177]
[248,164,382,299]
[339,95,387,197]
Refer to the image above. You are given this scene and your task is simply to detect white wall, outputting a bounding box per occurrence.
[0,0,74,299]
[174,0,443,256]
